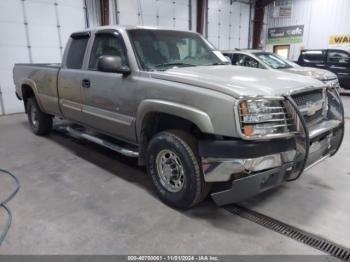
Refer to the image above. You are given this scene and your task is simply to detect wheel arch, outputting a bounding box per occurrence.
[21,80,44,113]
[136,99,214,139]
[136,99,215,165]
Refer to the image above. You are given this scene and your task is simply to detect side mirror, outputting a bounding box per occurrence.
[97,55,131,75]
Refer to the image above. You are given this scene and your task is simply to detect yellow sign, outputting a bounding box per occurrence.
[329,34,350,45]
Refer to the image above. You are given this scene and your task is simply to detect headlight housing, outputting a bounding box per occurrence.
[322,78,340,89]
[237,98,296,139]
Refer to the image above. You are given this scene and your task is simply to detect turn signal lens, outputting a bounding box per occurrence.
[243,125,253,136]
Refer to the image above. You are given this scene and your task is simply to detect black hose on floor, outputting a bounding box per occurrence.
[0,169,20,246]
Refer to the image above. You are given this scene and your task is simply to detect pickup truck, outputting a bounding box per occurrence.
[297,49,350,90]
[13,26,344,209]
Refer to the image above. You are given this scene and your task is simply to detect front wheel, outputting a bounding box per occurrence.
[146,130,210,209]
[26,97,52,136]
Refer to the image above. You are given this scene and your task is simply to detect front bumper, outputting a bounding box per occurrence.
[199,88,344,206]
[211,164,293,205]
[199,138,296,183]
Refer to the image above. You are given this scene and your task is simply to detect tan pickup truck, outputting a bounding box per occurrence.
[13,26,344,209]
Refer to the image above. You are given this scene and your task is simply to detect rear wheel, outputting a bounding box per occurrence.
[26,97,52,136]
[146,130,211,209]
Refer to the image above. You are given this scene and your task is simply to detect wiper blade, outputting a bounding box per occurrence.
[154,62,196,68]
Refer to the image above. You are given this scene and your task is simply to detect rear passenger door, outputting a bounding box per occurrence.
[326,50,350,87]
[58,32,90,122]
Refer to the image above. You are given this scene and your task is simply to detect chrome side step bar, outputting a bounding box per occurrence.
[57,125,139,158]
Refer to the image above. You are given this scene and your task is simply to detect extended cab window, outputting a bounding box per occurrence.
[89,32,128,70]
[301,51,325,63]
[66,35,89,69]
[327,51,350,64]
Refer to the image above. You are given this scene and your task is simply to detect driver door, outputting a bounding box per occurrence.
[80,30,137,143]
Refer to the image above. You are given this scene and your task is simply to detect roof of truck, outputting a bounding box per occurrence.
[71,25,193,34]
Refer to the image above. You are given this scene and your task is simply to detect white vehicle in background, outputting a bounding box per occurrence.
[222,49,340,89]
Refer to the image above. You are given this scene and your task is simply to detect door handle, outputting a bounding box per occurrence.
[82,79,90,88]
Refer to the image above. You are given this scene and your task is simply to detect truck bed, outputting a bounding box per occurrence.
[14,63,61,68]
[13,63,62,116]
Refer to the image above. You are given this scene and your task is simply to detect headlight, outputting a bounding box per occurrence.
[237,98,295,139]
[330,79,340,89]
[322,78,340,89]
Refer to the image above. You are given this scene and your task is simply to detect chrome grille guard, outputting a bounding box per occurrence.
[285,87,344,181]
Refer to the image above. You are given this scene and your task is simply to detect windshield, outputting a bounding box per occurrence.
[255,52,298,69]
[128,29,227,71]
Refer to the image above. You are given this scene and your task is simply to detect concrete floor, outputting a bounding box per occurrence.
[0,96,349,255]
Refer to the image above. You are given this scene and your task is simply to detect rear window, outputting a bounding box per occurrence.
[66,35,89,69]
[301,51,325,63]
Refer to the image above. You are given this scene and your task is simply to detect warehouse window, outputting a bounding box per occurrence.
[66,36,89,69]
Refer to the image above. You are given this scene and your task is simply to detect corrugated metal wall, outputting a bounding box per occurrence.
[263,0,350,60]
[207,0,251,50]
[0,0,86,115]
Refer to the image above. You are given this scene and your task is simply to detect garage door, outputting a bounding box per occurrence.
[0,0,86,115]
[207,0,250,50]
[116,0,190,31]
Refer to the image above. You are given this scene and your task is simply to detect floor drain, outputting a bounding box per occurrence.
[225,204,350,262]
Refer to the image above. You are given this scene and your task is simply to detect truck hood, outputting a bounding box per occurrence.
[280,66,337,81]
[150,65,324,98]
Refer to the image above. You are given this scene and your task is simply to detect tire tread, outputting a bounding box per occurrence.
[147,129,211,209]
[27,97,52,136]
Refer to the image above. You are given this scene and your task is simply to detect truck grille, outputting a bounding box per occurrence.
[292,89,323,107]
[292,89,326,126]
[304,109,324,125]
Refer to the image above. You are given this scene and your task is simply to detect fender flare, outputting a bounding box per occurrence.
[21,79,45,112]
[136,99,214,141]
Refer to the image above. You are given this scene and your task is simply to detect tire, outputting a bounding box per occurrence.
[146,130,211,209]
[26,97,52,136]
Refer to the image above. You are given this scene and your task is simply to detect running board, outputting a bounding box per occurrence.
[57,125,139,158]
